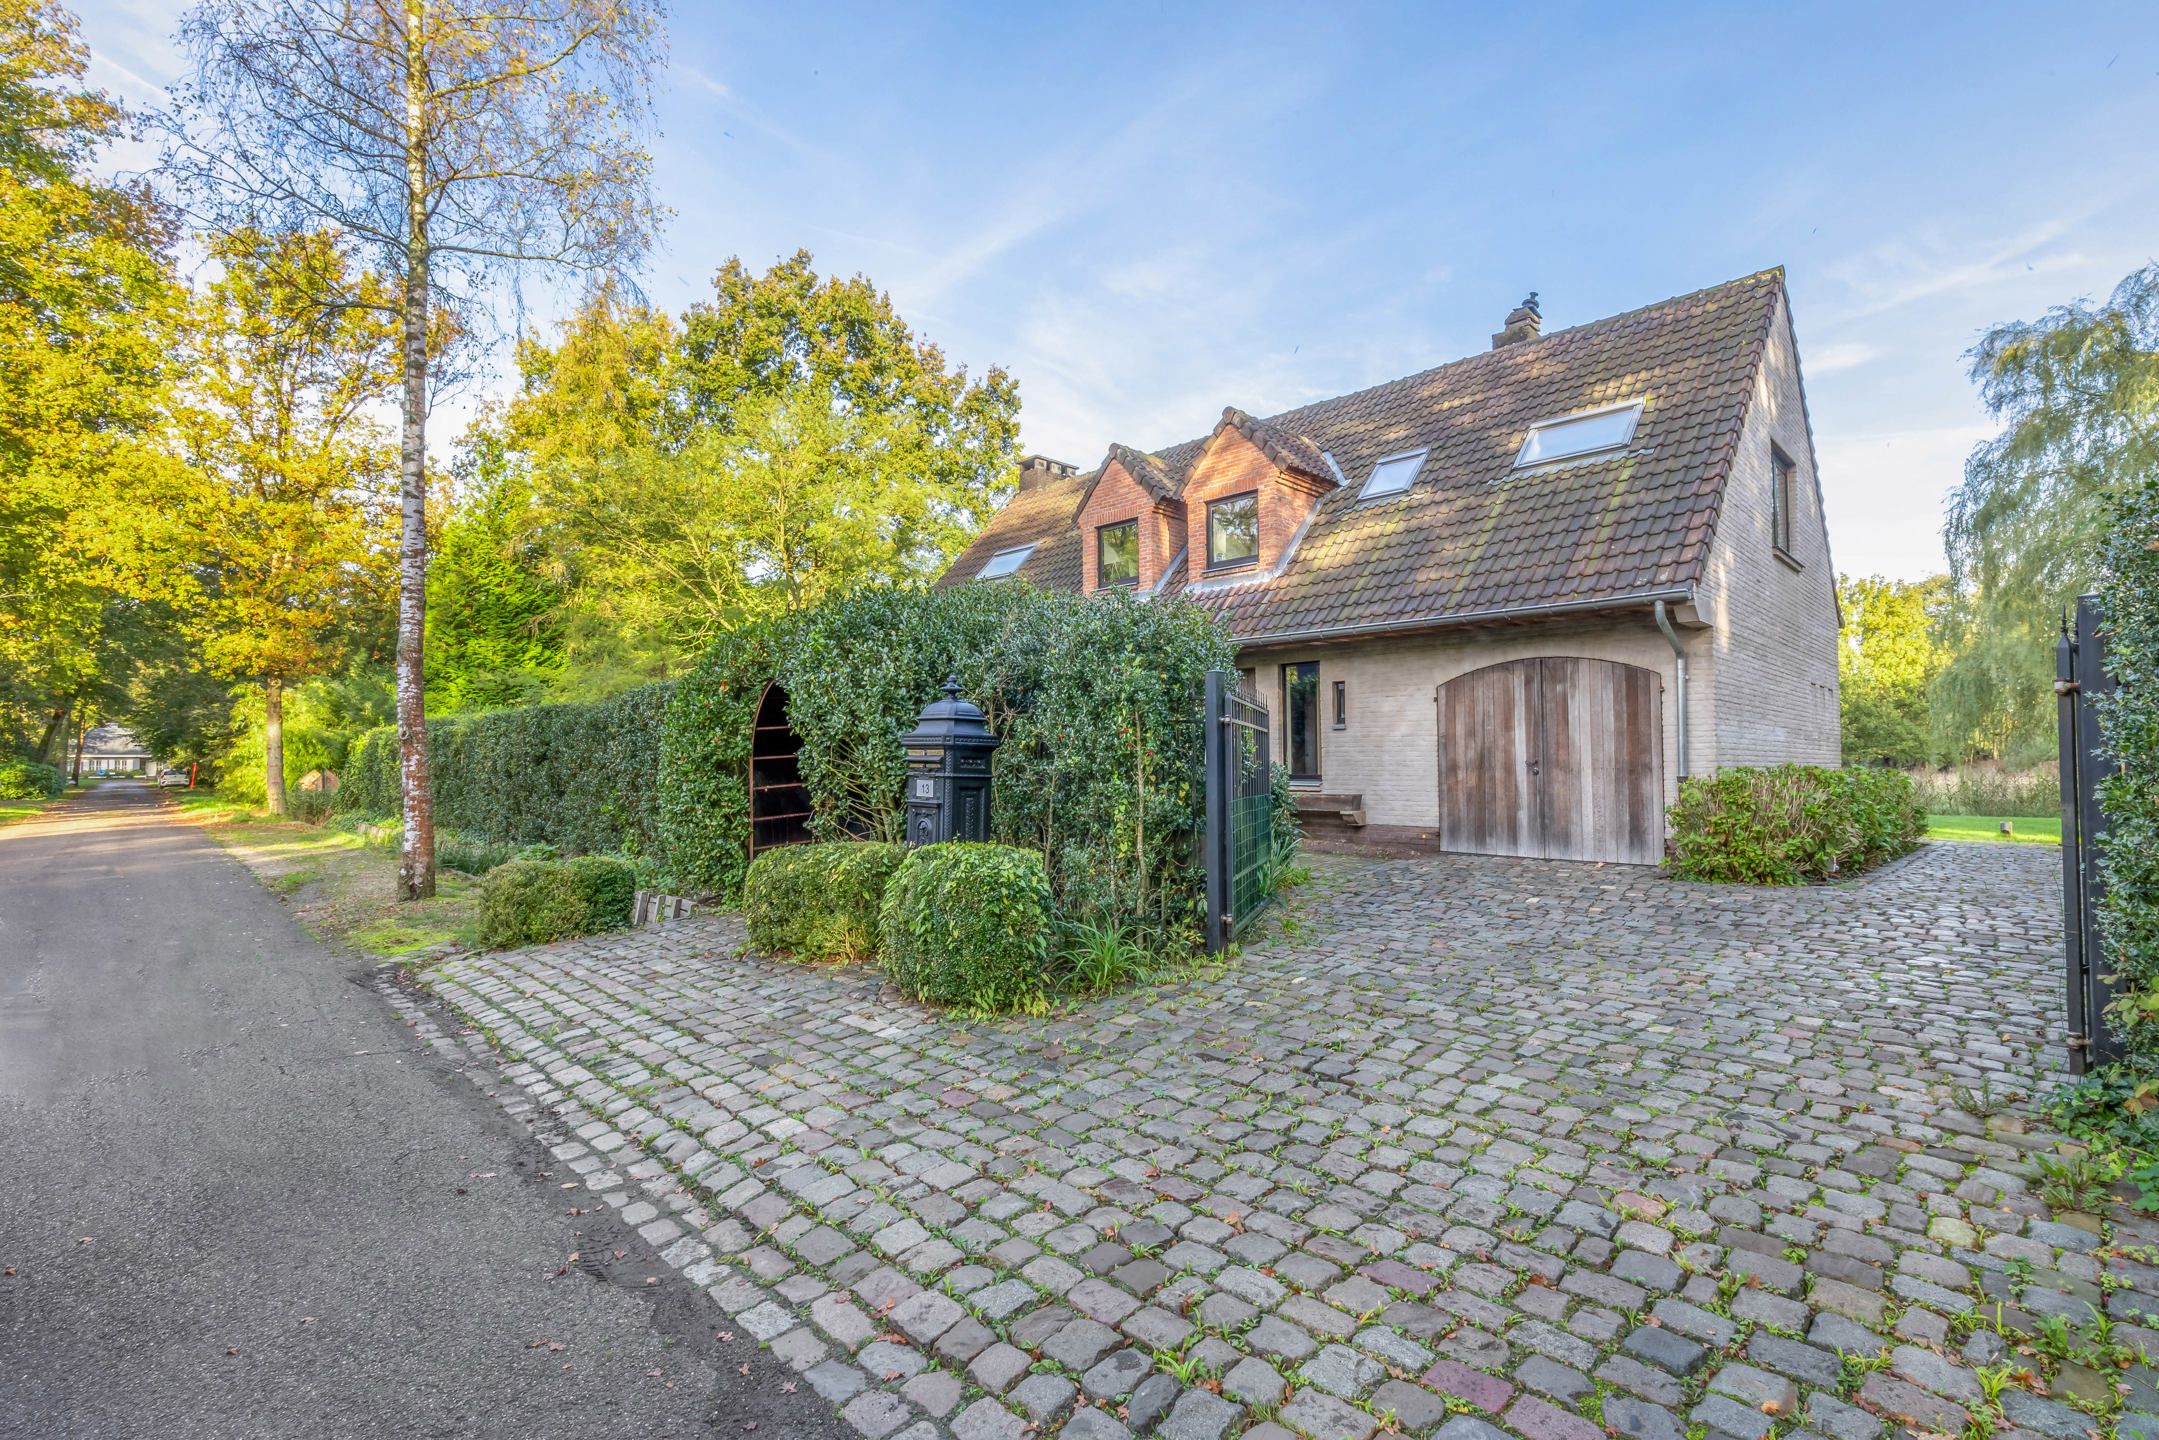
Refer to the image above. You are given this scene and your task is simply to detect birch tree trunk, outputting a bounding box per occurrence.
[263,675,286,817]
[395,1,435,899]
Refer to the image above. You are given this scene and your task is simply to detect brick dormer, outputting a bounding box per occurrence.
[1182,407,1337,582]
[1076,444,1187,594]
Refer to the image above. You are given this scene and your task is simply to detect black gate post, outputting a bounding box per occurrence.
[2060,594,2121,1072]
[1204,669,1230,955]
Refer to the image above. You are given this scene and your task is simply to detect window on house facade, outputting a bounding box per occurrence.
[976,543,1035,580]
[1332,679,1346,728]
[1282,662,1320,780]
[1096,520,1138,587]
[1360,448,1428,500]
[1514,400,1644,468]
[1207,492,1259,569]
[1771,445,1798,560]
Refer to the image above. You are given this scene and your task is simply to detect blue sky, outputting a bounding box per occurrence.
[76,1,2159,581]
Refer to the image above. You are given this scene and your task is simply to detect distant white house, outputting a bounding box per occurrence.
[79,724,154,774]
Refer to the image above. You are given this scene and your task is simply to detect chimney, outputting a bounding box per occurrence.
[1491,292,1542,349]
[1013,454,1079,492]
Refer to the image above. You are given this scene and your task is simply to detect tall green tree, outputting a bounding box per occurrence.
[169,0,666,896]
[1940,264,2159,761]
[168,228,401,815]
[426,419,565,711]
[507,252,1023,678]
[0,0,177,761]
[1836,573,1947,767]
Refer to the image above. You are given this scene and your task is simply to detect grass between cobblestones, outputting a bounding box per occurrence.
[398,843,2159,1440]
[171,787,481,960]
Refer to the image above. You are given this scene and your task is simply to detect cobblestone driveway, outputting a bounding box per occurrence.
[417,842,2159,1440]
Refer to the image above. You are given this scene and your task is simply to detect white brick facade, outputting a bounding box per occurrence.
[1239,292,1839,838]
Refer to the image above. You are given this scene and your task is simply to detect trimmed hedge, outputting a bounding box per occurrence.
[1665,764,1923,884]
[672,583,1233,932]
[742,841,906,962]
[478,854,637,949]
[346,585,1239,933]
[2100,474,2159,1059]
[879,842,1053,1014]
[0,760,63,800]
[342,681,673,861]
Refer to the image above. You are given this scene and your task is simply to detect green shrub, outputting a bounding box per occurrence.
[436,831,524,876]
[879,843,1053,1013]
[2100,472,2159,1060]
[742,841,906,962]
[339,680,674,862]
[1665,764,1923,884]
[477,855,636,949]
[1908,764,2059,818]
[0,760,63,800]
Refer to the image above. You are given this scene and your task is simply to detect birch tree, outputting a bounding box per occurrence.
[165,0,664,895]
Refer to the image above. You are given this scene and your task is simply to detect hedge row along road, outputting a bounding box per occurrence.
[0,779,844,1440]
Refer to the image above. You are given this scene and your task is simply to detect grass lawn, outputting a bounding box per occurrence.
[1927,813,2061,845]
[0,778,107,826]
[167,788,481,961]
[0,793,66,825]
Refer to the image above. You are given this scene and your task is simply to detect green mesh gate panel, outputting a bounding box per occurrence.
[1205,670,1274,953]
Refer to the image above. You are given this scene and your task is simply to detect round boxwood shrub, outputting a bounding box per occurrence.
[478,855,637,949]
[743,841,906,962]
[878,842,1053,1014]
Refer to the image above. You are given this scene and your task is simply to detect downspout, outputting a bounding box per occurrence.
[1654,600,1689,779]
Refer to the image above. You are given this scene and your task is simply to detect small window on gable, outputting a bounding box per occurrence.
[1360,448,1428,500]
[1096,520,1138,588]
[1771,444,1799,560]
[977,543,1034,580]
[1207,493,1259,570]
[1515,400,1644,468]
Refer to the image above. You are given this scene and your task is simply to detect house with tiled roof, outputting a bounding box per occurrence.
[938,270,1839,865]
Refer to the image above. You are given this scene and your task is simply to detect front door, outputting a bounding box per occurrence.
[1281,662,1321,782]
[1436,657,1664,864]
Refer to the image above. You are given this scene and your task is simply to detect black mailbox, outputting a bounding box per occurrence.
[899,676,999,847]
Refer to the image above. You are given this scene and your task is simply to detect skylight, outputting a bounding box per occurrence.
[1360,448,1428,500]
[976,543,1035,580]
[1515,400,1644,468]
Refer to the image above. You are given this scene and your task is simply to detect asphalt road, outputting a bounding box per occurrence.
[0,781,844,1439]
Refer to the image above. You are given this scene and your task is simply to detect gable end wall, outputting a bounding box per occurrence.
[1693,290,1840,769]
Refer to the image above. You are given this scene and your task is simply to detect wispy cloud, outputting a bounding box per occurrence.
[1816,214,2095,324]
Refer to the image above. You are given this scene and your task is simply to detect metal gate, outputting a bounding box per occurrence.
[2060,594,2120,1073]
[1204,670,1275,953]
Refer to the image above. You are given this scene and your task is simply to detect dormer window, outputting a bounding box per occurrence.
[1360,448,1428,500]
[1096,520,1138,587]
[1206,493,1259,570]
[1515,400,1644,468]
[976,543,1034,580]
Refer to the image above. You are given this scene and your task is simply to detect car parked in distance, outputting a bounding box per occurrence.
[157,768,190,789]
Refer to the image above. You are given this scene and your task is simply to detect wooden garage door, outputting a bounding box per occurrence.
[1437,658,1664,865]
